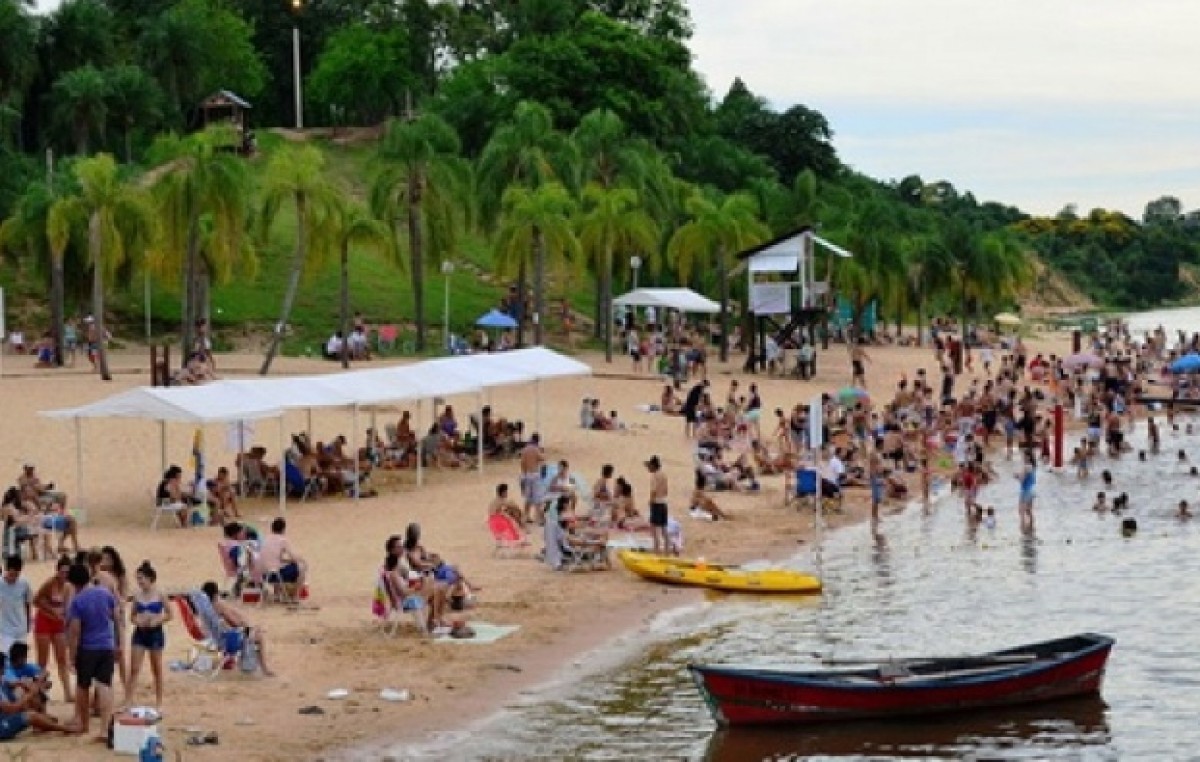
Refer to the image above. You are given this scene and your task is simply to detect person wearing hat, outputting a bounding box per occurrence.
[645,456,671,555]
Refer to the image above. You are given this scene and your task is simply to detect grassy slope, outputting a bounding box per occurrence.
[136,137,597,356]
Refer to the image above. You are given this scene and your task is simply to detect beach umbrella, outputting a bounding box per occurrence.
[994,312,1022,326]
[1170,353,1200,374]
[837,387,870,406]
[476,309,519,329]
[1062,352,1104,371]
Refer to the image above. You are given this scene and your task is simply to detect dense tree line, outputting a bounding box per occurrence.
[0,0,1188,372]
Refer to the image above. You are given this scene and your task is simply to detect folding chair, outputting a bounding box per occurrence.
[285,462,321,502]
[216,540,253,597]
[786,468,820,511]
[371,573,428,636]
[258,568,300,606]
[487,513,531,558]
[173,595,228,679]
[240,457,277,498]
[151,490,184,530]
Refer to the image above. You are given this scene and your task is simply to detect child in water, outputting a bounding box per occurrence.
[1178,500,1192,519]
[1093,492,1108,512]
[983,506,997,531]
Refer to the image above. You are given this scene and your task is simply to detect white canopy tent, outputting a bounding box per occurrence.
[612,288,720,314]
[42,385,285,516]
[41,347,591,514]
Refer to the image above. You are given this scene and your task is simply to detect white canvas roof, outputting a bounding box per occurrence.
[612,288,720,314]
[43,385,283,423]
[41,349,591,420]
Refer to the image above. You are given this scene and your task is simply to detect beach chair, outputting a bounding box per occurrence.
[173,595,229,678]
[216,539,253,596]
[240,457,277,498]
[487,513,531,558]
[151,489,184,530]
[371,573,427,636]
[786,468,820,511]
[285,462,321,502]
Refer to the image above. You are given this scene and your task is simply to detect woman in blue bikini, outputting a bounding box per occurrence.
[124,562,171,708]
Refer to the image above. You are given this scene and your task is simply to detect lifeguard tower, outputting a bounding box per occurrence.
[735,227,853,371]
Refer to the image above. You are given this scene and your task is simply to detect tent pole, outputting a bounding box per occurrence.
[416,399,424,487]
[352,405,360,503]
[159,420,166,475]
[75,418,83,516]
[535,379,542,436]
[278,414,286,513]
[306,408,312,443]
[477,392,484,474]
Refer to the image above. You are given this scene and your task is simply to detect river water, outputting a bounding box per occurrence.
[390,311,1200,761]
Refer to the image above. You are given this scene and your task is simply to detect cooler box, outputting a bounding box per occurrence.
[113,712,161,755]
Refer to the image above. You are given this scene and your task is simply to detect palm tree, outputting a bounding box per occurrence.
[51,65,109,155]
[0,177,79,366]
[667,192,769,361]
[104,64,163,163]
[945,221,1031,338]
[368,113,467,352]
[318,197,390,368]
[258,145,337,375]
[573,108,671,336]
[477,101,578,345]
[150,126,252,362]
[901,231,955,346]
[50,153,156,380]
[576,184,659,362]
[494,183,580,345]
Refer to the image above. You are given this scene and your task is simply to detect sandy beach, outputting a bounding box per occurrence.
[0,333,1070,760]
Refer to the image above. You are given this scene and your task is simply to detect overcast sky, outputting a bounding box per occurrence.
[688,0,1200,217]
[32,0,1197,216]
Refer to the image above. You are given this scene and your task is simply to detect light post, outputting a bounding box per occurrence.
[630,255,642,290]
[442,260,454,351]
[291,0,304,130]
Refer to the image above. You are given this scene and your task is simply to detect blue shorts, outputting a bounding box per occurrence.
[131,626,165,652]
[1020,488,1035,504]
[0,712,26,740]
[42,515,70,532]
[222,630,244,655]
[275,563,300,584]
[870,478,884,504]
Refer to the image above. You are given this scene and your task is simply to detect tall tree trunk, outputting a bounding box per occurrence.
[89,214,111,381]
[592,274,603,340]
[339,239,350,369]
[718,245,730,363]
[515,259,527,348]
[532,226,545,346]
[180,214,199,367]
[261,192,307,374]
[407,172,425,352]
[602,244,613,363]
[196,259,211,327]
[916,291,925,347]
[124,122,133,164]
[50,259,65,367]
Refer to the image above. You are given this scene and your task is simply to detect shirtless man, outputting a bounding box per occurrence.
[256,518,308,597]
[201,582,274,676]
[519,434,545,524]
[488,483,524,526]
[592,465,615,514]
[645,456,670,555]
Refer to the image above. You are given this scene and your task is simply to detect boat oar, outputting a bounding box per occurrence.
[811,653,1041,666]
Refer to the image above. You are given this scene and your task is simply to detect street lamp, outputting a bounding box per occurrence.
[442,260,455,351]
[291,0,304,130]
[630,255,642,290]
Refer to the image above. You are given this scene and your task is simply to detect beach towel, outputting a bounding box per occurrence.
[370,574,391,621]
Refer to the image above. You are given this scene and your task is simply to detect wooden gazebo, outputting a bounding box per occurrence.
[199,90,254,155]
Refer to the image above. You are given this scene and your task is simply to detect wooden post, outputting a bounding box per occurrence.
[1053,404,1064,469]
[150,345,158,386]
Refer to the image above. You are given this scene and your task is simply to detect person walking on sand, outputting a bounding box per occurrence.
[519,434,545,525]
[645,456,670,555]
[849,342,870,388]
[65,563,117,742]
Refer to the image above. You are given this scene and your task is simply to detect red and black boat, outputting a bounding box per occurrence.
[689,633,1114,727]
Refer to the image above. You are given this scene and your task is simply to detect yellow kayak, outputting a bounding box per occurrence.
[617,550,822,594]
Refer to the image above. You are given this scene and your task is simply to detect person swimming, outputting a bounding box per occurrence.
[1112,492,1130,513]
[1178,500,1192,519]
[1121,517,1138,537]
[1093,492,1108,512]
[1101,470,1113,488]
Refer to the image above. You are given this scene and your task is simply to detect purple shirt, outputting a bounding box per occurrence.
[67,585,117,651]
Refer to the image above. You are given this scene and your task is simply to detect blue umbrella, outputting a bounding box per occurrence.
[1171,353,1200,374]
[476,309,519,329]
